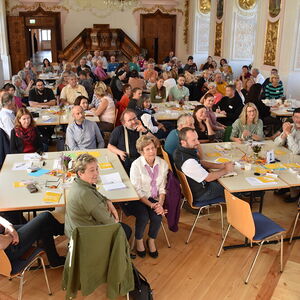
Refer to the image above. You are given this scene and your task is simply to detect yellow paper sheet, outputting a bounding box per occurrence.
[76,151,101,158]
[264,163,286,170]
[283,163,300,168]
[254,167,267,174]
[43,192,61,203]
[13,182,25,188]
[99,162,113,169]
[206,152,222,158]
[257,176,277,183]
[274,150,287,155]
[215,157,231,163]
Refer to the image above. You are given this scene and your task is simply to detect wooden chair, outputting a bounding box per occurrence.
[113,108,119,128]
[160,146,173,171]
[289,201,300,243]
[0,248,52,300]
[175,166,225,244]
[217,190,285,284]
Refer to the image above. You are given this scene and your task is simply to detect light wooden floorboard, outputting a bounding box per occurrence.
[1,191,300,300]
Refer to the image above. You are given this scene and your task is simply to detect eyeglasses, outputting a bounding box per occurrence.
[126,117,138,122]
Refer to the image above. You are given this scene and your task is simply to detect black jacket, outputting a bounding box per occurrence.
[10,127,43,154]
[0,128,10,169]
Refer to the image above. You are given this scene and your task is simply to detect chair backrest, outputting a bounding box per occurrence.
[174,166,194,207]
[161,146,173,171]
[0,249,12,277]
[113,108,118,128]
[224,190,255,240]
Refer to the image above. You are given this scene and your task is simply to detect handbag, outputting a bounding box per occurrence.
[130,264,153,300]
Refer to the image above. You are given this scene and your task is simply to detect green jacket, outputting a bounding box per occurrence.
[62,223,134,299]
[65,178,115,238]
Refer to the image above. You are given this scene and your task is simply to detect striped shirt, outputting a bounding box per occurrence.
[264,83,284,99]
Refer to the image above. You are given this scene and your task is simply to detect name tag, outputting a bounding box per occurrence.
[229,105,233,109]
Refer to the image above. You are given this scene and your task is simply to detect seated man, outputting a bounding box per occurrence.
[214,72,227,96]
[76,57,91,75]
[168,74,190,102]
[183,56,197,74]
[216,85,244,126]
[108,109,148,174]
[66,105,104,150]
[174,127,233,205]
[165,113,195,157]
[144,61,158,81]
[0,93,16,138]
[64,153,131,239]
[107,55,119,73]
[0,212,65,268]
[252,68,265,85]
[60,74,88,105]
[78,71,94,101]
[274,108,300,202]
[28,79,56,107]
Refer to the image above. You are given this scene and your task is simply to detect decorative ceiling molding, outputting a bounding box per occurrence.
[133,5,183,15]
[8,2,69,14]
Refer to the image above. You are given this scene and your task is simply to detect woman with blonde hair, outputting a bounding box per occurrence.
[230,102,264,143]
[10,107,43,153]
[129,135,168,258]
[162,71,176,98]
[90,82,115,131]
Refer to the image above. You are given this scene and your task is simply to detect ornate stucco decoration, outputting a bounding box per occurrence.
[238,0,256,10]
[214,22,222,57]
[263,20,280,66]
[199,0,211,14]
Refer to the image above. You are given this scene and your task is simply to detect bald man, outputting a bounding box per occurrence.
[66,105,104,150]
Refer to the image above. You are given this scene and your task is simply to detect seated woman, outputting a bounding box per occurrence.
[42,58,54,73]
[10,108,43,154]
[90,83,116,132]
[219,58,233,74]
[3,83,23,108]
[136,97,168,139]
[110,70,126,101]
[193,105,215,143]
[242,77,255,98]
[264,74,284,99]
[56,71,70,98]
[129,135,168,258]
[202,93,226,140]
[74,95,89,111]
[94,60,110,84]
[235,79,246,104]
[116,84,132,126]
[162,71,176,98]
[207,82,223,105]
[128,69,145,90]
[230,102,264,143]
[150,76,166,103]
[200,55,213,71]
[0,212,65,268]
[65,154,131,240]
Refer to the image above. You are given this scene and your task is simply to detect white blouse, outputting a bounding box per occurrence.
[130,156,168,199]
[91,94,115,124]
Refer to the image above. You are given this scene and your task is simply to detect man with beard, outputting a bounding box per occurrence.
[28,79,56,107]
[168,74,190,102]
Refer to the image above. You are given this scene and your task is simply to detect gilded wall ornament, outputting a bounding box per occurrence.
[214,22,223,56]
[238,0,256,10]
[133,5,183,15]
[183,0,190,47]
[199,0,211,14]
[9,2,69,14]
[263,20,279,66]
[269,0,281,18]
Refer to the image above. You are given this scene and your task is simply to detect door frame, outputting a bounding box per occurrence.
[140,10,176,63]
[20,7,62,62]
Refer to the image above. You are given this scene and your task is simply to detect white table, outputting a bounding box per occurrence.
[0,149,139,212]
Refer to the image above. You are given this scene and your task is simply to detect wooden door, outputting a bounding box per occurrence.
[7,16,28,75]
[141,10,176,63]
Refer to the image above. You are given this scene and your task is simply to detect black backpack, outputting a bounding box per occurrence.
[130,264,153,300]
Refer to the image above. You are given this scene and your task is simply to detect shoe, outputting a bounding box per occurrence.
[284,196,298,203]
[136,250,146,258]
[50,256,66,269]
[130,253,137,259]
[146,239,159,259]
[274,188,289,195]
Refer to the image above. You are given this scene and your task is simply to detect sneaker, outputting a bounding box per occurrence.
[50,256,66,269]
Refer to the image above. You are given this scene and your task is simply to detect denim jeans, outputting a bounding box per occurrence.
[126,200,162,239]
[5,212,64,265]
[194,181,225,207]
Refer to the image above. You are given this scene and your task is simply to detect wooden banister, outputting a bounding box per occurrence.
[59,24,141,63]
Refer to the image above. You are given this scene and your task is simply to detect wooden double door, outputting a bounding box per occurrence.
[140,10,176,64]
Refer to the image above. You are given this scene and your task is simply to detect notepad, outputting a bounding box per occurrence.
[28,169,50,177]
[206,152,222,158]
[13,181,26,188]
[12,162,30,171]
[215,157,231,163]
[263,163,286,170]
[246,177,278,186]
[99,162,113,170]
[283,163,300,168]
[275,150,287,155]
[43,192,62,203]
[100,172,126,191]
[76,151,101,158]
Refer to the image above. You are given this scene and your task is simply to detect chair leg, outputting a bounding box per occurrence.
[245,241,264,284]
[186,208,203,244]
[289,211,300,243]
[126,292,130,300]
[18,274,24,300]
[280,234,284,273]
[217,204,224,237]
[161,221,171,248]
[180,197,186,209]
[131,235,136,251]
[40,256,52,295]
[217,224,231,257]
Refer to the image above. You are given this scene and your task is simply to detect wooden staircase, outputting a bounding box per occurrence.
[58,24,141,63]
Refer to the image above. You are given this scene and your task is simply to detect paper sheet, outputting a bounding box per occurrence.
[206,152,222,158]
[24,153,48,160]
[12,162,30,171]
[28,169,50,177]
[99,162,113,170]
[275,150,287,155]
[100,172,126,191]
[43,192,61,203]
[215,157,231,163]
[263,163,286,170]
[76,151,101,158]
[246,177,278,186]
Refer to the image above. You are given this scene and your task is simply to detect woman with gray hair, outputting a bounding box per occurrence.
[128,135,168,258]
[12,75,33,99]
[64,153,131,239]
